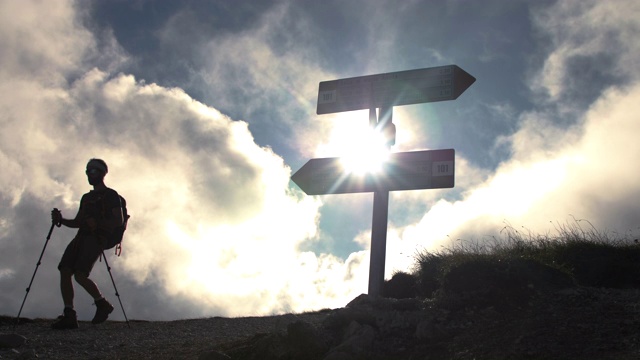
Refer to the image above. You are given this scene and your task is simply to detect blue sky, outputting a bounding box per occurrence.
[1,0,639,321]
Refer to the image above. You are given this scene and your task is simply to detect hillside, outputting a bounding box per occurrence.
[2,286,640,359]
[3,229,640,359]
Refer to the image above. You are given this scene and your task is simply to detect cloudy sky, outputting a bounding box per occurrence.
[1,0,639,321]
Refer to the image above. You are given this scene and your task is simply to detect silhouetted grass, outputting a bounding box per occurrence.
[383,220,640,301]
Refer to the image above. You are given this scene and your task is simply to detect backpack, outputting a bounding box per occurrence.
[103,194,130,256]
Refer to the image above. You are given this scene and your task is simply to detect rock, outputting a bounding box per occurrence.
[345,293,396,310]
[346,293,422,312]
[390,298,422,311]
[415,319,446,341]
[332,323,376,355]
[337,294,425,337]
[253,333,288,360]
[273,313,299,334]
[0,333,27,348]
[341,321,366,342]
[345,294,374,308]
[287,320,330,359]
[15,348,37,359]
[322,308,376,330]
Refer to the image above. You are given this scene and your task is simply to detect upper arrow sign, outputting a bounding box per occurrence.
[316,65,475,115]
[291,149,454,195]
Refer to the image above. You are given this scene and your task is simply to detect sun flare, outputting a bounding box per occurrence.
[312,111,396,184]
[339,129,390,175]
[316,115,392,175]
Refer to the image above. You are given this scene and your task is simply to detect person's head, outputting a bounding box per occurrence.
[86,158,108,186]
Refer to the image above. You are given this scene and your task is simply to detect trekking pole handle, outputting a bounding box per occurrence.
[52,208,62,227]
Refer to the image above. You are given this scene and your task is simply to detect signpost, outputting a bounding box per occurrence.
[294,64,475,297]
[317,65,475,115]
[291,149,455,195]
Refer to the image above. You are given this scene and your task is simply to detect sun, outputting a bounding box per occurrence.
[315,115,391,175]
[339,128,390,175]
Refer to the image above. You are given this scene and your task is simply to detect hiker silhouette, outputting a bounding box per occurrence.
[50,158,124,329]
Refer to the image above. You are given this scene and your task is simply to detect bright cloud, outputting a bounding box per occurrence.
[0,0,368,321]
[381,0,640,274]
[531,0,640,102]
[2,0,639,322]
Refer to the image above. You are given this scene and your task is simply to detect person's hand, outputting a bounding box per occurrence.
[86,217,98,232]
[51,208,62,227]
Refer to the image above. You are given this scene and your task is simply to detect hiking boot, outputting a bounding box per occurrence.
[51,308,78,330]
[92,298,114,324]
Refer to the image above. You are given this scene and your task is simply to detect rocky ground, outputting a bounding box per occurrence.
[2,285,640,359]
[0,312,328,359]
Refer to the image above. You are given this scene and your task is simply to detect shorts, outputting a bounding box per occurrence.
[58,234,103,276]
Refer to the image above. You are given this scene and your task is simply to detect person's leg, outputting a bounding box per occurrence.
[53,239,80,329]
[74,272,102,299]
[75,271,114,324]
[52,267,79,329]
[60,268,75,309]
[58,238,79,310]
[75,237,114,324]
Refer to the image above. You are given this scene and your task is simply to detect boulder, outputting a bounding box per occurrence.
[0,333,27,348]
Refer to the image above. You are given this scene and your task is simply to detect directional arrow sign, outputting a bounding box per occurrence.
[317,65,475,115]
[291,149,454,195]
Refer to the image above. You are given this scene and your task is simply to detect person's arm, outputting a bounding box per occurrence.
[52,206,84,229]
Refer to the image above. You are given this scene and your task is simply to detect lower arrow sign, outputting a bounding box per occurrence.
[291,149,454,195]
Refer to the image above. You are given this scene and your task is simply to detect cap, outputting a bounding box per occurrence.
[86,158,108,174]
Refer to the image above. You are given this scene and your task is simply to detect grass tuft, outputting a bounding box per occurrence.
[383,219,640,307]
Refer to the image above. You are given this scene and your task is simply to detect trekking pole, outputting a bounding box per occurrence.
[14,217,58,331]
[101,251,131,328]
